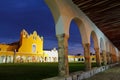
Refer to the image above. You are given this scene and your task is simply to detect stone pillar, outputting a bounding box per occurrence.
[102,50,107,65]
[111,53,114,63]
[56,34,69,77]
[119,56,120,63]
[117,56,119,63]
[115,55,117,63]
[94,48,101,67]
[112,54,117,63]
[119,52,120,63]
[109,53,112,64]
[84,43,91,71]
[107,52,111,64]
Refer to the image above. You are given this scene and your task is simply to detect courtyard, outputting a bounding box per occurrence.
[0,62,97,80]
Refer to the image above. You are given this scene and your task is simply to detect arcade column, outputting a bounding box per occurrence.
[102,50,107,65]
[56,34,69,77]
[84,43,91,71]
[94,48,101,67]
[107,52,111,64]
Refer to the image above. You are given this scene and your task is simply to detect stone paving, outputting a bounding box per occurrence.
[84,64,120,80]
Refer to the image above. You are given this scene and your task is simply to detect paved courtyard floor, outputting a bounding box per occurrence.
[84,64,120,80]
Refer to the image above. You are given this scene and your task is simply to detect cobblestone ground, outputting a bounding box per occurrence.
[84,64,120,80]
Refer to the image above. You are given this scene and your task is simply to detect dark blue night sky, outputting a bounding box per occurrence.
[0,0,94,55]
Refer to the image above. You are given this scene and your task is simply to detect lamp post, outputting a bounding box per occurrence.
[13,49,16,63]
[5,55,7,63]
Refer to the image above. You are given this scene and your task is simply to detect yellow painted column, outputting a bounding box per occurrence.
[94,48,101,67]
[84,43,91,71]
[56,34,69,77]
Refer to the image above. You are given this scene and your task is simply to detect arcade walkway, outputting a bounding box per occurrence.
[84,64,120,80]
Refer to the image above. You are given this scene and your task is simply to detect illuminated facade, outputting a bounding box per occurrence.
[68,55,96,63]
[0,29,43,63]
[44,48,96,63]
[0,29,96,63]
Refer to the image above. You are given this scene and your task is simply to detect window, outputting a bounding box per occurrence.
[32,44,36,53]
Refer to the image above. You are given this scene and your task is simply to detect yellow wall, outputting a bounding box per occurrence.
[18,30,43,55]
[0,44,18,51]
[68,55,96,62]
[0,43,18,58]
[0,29,44,62]
[0,51,14,56]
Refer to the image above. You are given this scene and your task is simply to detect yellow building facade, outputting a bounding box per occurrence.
[0,29,97,63]
[0,29,44,63]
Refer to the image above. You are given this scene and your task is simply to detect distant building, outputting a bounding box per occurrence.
[43,48,58,62]
[0,29,43,63]
[0,29,96,63]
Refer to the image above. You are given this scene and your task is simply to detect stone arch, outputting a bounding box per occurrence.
[109,43,113,63]
[115,48,119,62]
[44,0,64,35]
[109,43,112,53]
[67,17,87,69]
[115,48,118,57]
[67,17,89,44]
[68,17,91,70]
[106,41,110,52]
[90,31,101,66]
[45,0,93,76]
[100,38,105,51]
[90,31,99,48]
[113,47,117,63]
[45,0,90,43]
[100,38,107,65]
[106,41,111,64]
[44,0,60,24]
